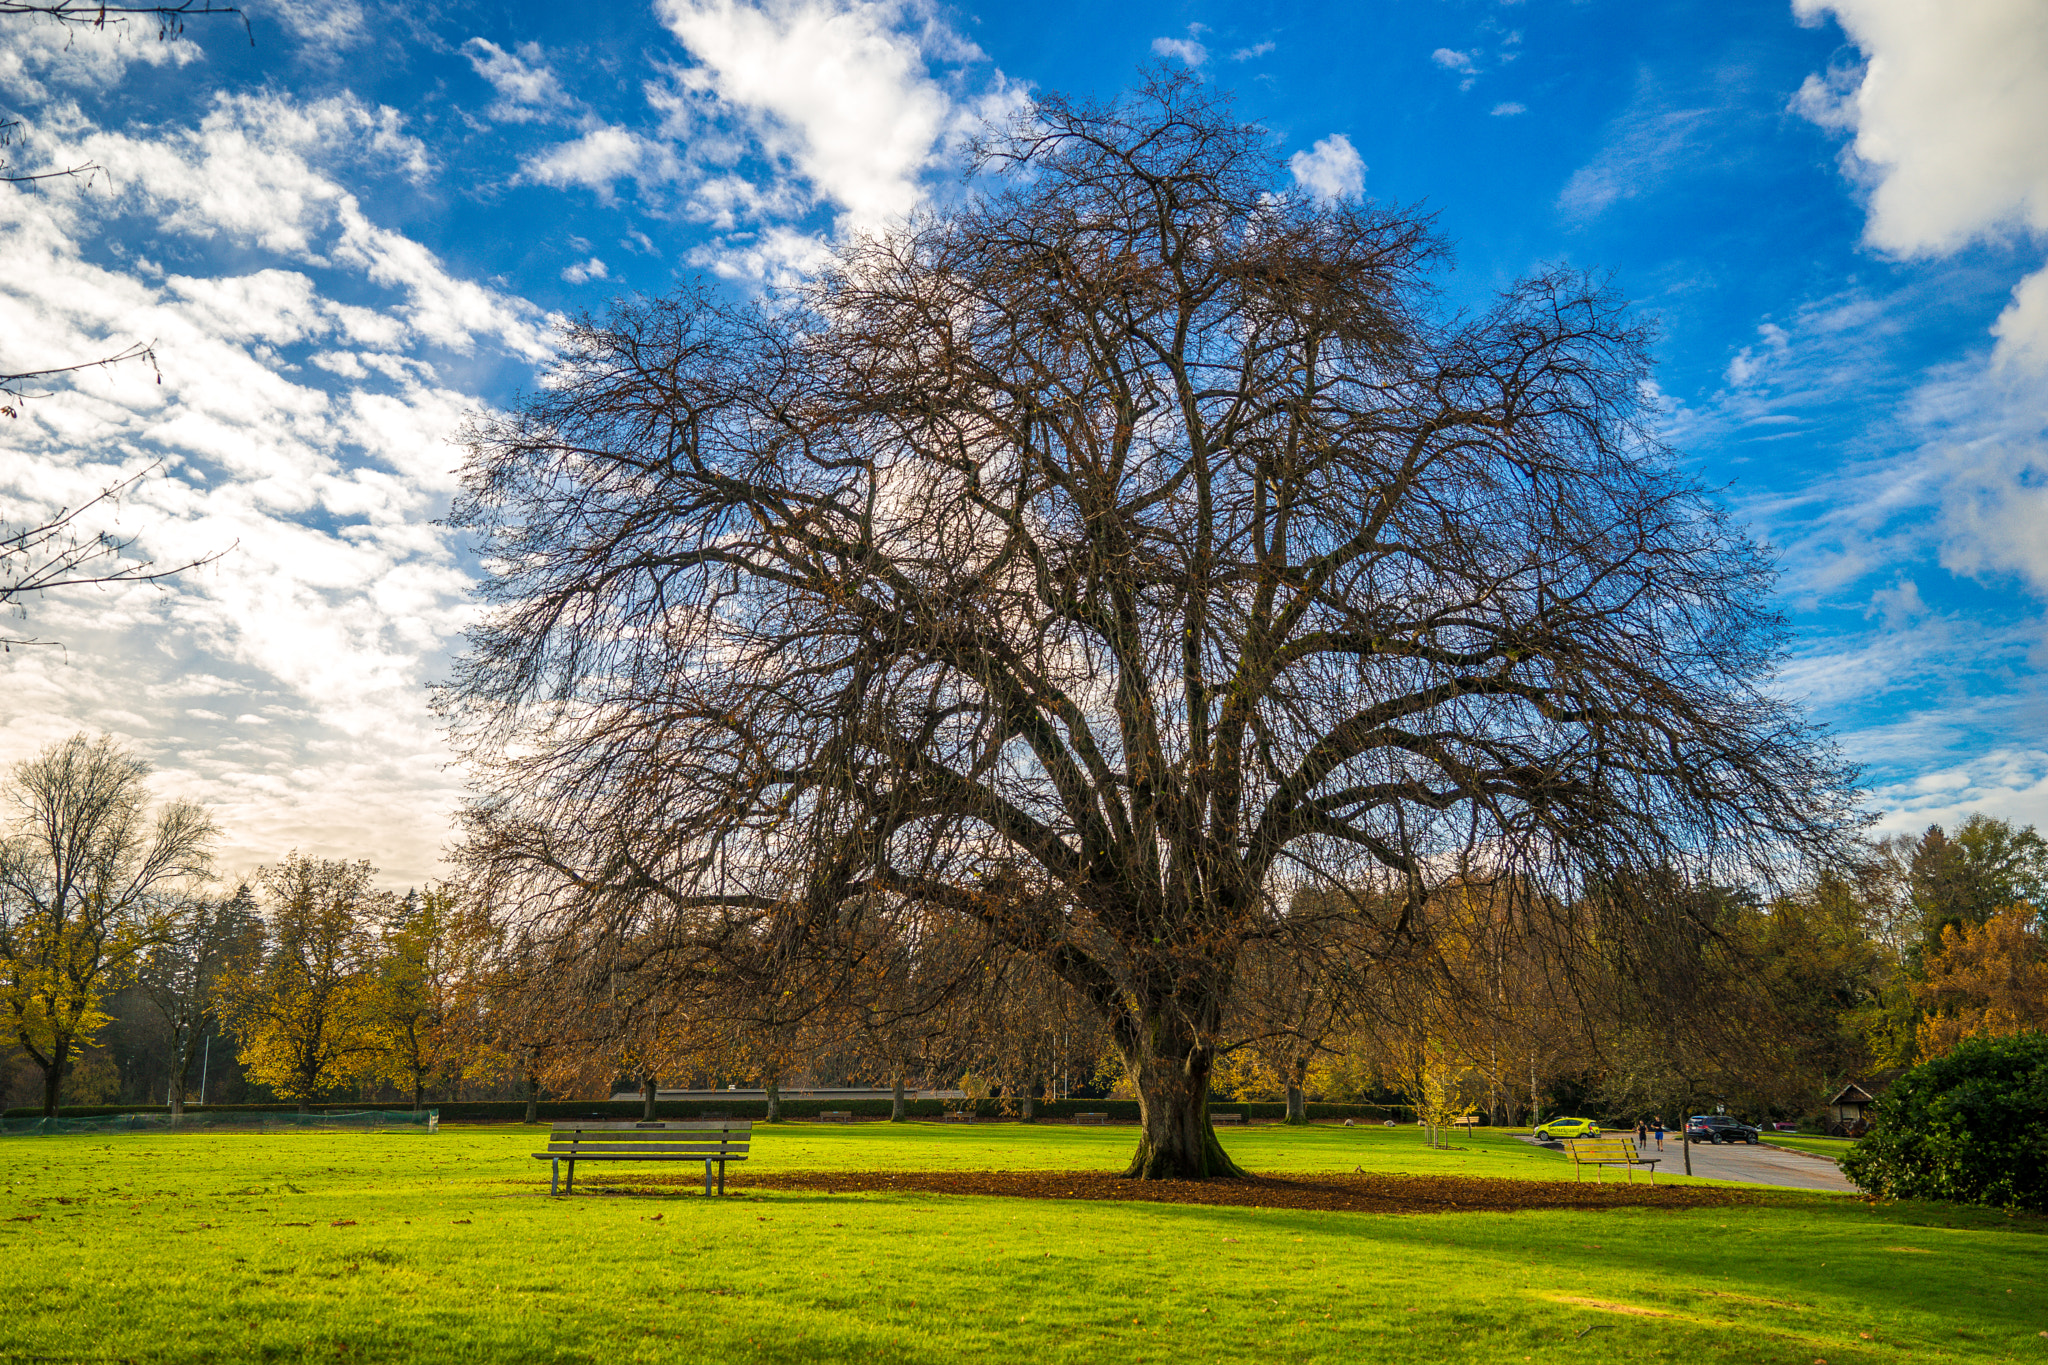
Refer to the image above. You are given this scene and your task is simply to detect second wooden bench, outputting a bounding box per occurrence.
[1564,1136,1659,1183]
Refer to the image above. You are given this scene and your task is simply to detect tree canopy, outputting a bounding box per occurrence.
[446,75,1861,1178]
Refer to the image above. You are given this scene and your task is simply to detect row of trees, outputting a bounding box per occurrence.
[4,733,2041,1127]
[0,735,503,1115]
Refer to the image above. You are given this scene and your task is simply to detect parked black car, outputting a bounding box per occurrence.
[1685,1114,1761,1144]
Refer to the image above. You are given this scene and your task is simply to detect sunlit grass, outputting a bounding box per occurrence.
[1764,1134,1859,1160]
[2,1122,2038,1363]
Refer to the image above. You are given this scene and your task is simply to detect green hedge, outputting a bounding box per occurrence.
[1840,1030,2048,1211]
[10,1098,1414,1123]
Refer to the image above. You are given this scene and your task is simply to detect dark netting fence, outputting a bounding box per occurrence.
[0,1109,438,1136]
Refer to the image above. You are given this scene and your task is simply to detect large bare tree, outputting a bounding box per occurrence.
[446,76,1859,1178]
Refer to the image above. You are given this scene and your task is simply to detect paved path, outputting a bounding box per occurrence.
[1657,1138,1857,1193]
[1518,1135,1859,1193]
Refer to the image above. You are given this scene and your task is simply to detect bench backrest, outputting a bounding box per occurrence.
[1566,1138,1643,1163]
[545,1120,752,1157]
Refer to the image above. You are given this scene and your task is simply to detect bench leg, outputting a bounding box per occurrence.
[565,1159,575,1195]
[550,1157,559,1197]
[704,1159,712,1198]
[718,1160,726,1196]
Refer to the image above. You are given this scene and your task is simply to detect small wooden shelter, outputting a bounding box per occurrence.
[1824,1082,1877,1136]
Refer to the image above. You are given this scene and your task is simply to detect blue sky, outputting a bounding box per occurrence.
[0,0,2043,884]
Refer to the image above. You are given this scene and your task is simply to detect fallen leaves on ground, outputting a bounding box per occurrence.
[588,1170,1768,1215]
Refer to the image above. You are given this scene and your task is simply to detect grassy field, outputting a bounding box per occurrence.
[1765,1135,1860,1160]
[3,1120,2041,1364]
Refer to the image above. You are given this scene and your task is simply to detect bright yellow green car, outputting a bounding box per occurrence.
[1532,1117,1601,1140]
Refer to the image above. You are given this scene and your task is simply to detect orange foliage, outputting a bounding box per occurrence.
[1913,906,2048,1058]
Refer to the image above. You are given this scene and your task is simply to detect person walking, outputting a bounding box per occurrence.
[1652,1115,1665,1151]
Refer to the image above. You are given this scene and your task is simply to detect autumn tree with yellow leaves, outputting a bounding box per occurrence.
[0,733,216,1114]
[1913,907,2048,1057]
[220,853,390,1114]
[372,885,500,1111]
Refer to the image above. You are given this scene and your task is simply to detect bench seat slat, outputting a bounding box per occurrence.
[533,1151,749,1161]
[548,1129,757,1137]
[542,1146,748,1156]
[540,1146,749,1154]
[546,1135,751,1145]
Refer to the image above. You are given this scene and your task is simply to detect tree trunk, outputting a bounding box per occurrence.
[1118,1018,1246,1180]
[765,1076,782,1123]
[166,1025,192,1121]
[298,1099,311,1116]
[1021,1079,1037,1122]
[642,1075,657,1121]
[414,1079,424,1113]
[40,1039,69,1117]
[523,1064,540,1125]
[889,1069,905,1123]
[1285,1057,1308,1125]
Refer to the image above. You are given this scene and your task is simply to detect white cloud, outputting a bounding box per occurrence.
[463,38,573,124]
[0,90,554,884]
[687,225,833,288]
[655,0,992,233]
[1793,0,2048,598]
[1230,41,1275,61]
[1289,134,1365,204]
[1490,101,1527,117]
[1791,0,2048,257]
[1431,48,1476,73]
[1723,320,1791,386]
[0,20,201,102]
[1870,750,2048,836]
[561,256,608,283]
[1152,36,1208,67]
[264,0,370,51]
[521,126,684,201]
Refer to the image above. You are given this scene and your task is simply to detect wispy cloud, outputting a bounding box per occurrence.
[1555,86,1711,220]
[462,38,574,124]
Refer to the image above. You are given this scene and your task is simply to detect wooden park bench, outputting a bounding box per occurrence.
[1075,1112,1109,1125]
[1564,1136,1659,1183]
[818,1111,854,1123]
[1212,1113,1244,1125]
[534,1120,751,1197]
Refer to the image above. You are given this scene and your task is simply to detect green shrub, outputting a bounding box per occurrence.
[1840,1030,2048,1211]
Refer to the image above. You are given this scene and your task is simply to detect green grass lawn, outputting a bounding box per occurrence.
[3,1120,2041,1364]
[1765,1135,1859,1160]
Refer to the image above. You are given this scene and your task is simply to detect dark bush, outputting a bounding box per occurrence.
[1839,1031,2048,1211]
